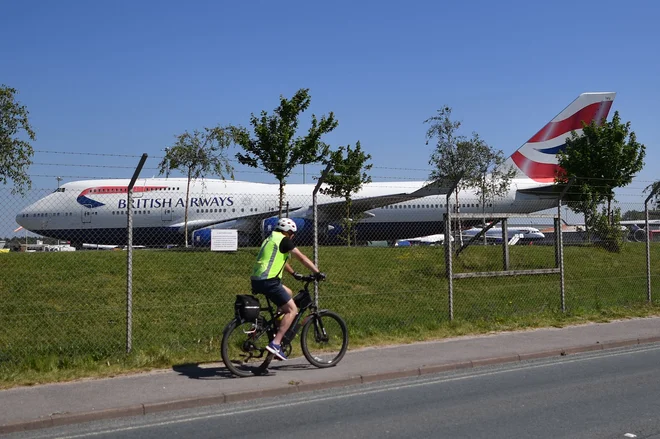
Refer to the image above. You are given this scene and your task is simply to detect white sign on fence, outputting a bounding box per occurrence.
[211,229,238,251]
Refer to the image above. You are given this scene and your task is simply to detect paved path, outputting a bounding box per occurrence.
[2,317,659,434]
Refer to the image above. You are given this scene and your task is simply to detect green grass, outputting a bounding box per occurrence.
[1,243,659,388]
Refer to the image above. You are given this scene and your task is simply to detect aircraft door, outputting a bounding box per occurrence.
[264,199,279,215]
[162,207,172,222]
[133,179,145,198]
[81,206,92,224]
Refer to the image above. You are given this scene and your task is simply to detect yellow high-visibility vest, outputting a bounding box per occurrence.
[251,231,290,280]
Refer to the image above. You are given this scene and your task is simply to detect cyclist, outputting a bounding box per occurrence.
[250,217,325,360]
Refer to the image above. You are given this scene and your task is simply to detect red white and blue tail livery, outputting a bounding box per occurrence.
[505,92,616,183]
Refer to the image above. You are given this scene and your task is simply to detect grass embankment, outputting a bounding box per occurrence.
[1,243,659,388]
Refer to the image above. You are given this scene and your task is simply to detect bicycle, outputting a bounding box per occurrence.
[221,274,349,377]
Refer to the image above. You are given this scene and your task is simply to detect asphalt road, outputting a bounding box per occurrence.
[8,344,660,439]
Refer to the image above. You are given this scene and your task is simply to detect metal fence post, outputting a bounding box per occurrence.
[557,177,574,313]
[312,163,333,307]
[557,201,566,312]
[644,185,659,304]
[502,218,509,270]
[445,178,460,322]
[445,212,453,321]
[126,153,148,354]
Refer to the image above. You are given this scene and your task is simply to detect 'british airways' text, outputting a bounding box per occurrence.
[117,196,234,209]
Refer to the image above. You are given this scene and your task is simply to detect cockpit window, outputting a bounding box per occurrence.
[53,188,66,193]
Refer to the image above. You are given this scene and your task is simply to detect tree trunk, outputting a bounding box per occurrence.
[584,209,591,243]
[481,190,487,246]
[455,191,463,247]
[278,180,285,218]
[346,199,352,247]
[481,175,487,246]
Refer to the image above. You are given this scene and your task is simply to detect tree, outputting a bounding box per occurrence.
[424,107,514,243]
[645,181,660,210]
[591,205,626,252]
[234,88,338,217]
[158,126,235,247]
[567,183,601,241]
[1,85,36,195]
[556,110,646,225]
[319,141,372,246]
[621,209,645,221]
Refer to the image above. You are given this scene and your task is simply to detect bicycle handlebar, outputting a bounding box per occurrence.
[299,273,325,282]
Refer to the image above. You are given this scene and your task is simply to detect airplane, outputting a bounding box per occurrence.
[395,234,454,247]
[14,91,616,248]
[461,226,546,244]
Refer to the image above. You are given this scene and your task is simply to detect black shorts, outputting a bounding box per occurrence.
[251,278,291,307]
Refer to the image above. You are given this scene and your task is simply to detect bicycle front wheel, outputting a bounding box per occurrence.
[300,310,348,368]
[221,318,272,377]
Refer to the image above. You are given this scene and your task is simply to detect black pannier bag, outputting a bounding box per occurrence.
[234,295,261,322]
[293,290,312,309]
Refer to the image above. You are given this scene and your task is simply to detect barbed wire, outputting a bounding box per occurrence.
[32,150,659,185]
[27,172,429,183]
[33,149,436,172]
[34,150,144,158]
[33,163,145,169]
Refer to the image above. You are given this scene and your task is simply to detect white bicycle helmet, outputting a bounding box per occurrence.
[275,217,297,233]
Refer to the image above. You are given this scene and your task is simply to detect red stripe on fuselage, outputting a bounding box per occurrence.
[78,186,168,197]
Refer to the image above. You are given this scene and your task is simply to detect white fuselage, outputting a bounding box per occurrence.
[15,177,557,246]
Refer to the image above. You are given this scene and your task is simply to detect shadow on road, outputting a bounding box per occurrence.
[172,363,234,380]
[173,361,317,379]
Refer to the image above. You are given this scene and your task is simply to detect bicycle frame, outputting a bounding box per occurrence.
[261,282,317,348]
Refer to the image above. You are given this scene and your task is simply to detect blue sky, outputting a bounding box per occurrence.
[2,0,659,207]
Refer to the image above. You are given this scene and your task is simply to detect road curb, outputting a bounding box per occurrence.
[1,336,655,435]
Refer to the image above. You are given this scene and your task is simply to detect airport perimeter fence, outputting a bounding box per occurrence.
[2,184,660,367]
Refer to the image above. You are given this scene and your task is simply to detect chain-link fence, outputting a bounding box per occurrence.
[2,178,659,367]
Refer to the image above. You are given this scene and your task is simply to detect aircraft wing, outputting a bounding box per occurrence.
[300,180,452,222]
[169,180,451,233]
[516,185,562,198]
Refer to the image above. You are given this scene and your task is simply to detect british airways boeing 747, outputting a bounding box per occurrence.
[15,92,616,247]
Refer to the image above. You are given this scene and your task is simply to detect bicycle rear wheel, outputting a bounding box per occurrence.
[300,310,348,368]
[221,318,273,377]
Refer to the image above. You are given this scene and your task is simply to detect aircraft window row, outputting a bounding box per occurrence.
[194,208,259,213]
[139,187,180,192]
[112,211,152,215]
[91,188,124,193]
[21,212,77,217]
[88,187,181,194]
[23,212,69,217]
[383,204,444,209]
[83,211,99,216]
[382,203,494,209]
[142,187,180,191]
[197,208,228,213]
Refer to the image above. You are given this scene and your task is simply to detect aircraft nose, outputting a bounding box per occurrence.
[16,207,30,230]
[16,203,38,231]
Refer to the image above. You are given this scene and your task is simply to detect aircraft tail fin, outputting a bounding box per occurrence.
[505,92,616,183]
